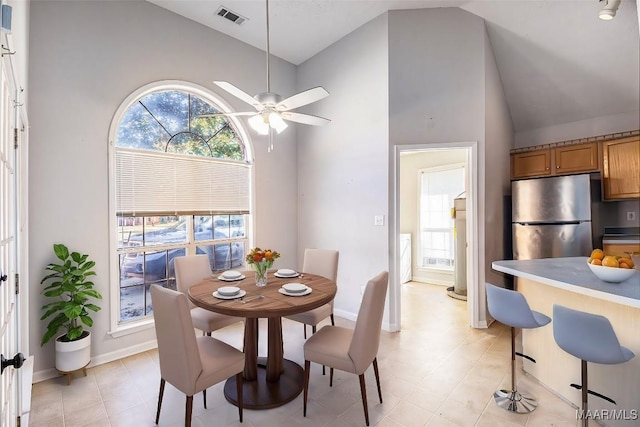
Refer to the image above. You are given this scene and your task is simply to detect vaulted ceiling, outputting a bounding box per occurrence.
[148,0,640,134]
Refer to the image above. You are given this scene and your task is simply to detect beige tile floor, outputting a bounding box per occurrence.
[31,282,590,427]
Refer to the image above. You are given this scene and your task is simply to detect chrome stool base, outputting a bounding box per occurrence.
[493,389,538,413]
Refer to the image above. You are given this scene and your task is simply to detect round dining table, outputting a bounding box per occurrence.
[188,270,337,409]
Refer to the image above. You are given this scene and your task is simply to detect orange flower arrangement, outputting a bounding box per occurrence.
[246,247,280,285]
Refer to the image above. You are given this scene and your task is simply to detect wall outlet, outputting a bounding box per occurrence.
[627,211,636,221]
[374,215,385,226]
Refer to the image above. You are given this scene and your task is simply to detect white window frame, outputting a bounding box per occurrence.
[107,80,254,337]
[417,163,465,272]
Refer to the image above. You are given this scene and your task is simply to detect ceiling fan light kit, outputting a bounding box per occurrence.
[599,0,620,20]
[205,0,330,151]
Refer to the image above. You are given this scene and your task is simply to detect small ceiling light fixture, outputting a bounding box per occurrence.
[599,0,621,20]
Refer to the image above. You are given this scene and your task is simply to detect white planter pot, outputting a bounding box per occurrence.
[55,331,91,372]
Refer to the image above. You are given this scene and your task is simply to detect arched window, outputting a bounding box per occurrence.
[109,81,252,325]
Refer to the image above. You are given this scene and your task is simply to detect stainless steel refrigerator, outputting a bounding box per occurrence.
[512,174,593,260]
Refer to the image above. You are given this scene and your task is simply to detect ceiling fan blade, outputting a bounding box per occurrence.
[197,111,257,118]
[214,81,262,110]
[281,111,331,126]
[275,86,329,111]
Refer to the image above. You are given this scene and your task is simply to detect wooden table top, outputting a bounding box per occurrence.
[188,271,337,318]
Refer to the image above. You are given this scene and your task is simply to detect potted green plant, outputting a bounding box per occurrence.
[40,243,102,373]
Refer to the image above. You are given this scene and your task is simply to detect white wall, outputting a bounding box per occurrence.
[483,26,514,292]
[388,8,512,326]
[515,110,640,148]
[28,0,299,374]
[399,150,467,286]
[296,14,390,320]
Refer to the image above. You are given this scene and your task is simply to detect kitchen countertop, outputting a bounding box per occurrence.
[492,257,640,308]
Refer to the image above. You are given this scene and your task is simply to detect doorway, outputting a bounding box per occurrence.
[390,143,480,331]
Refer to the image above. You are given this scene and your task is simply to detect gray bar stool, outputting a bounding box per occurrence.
[486,283,551,413]
[552,304,635,427]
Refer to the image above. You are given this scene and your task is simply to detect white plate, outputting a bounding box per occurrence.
[222,270,242,279]
[213,290,246,300]
[277,268,298,276]
[274,273,299,278]
[217,286,241,296]
[282,283,308,293]
[217,274,246,282]
[279,287,312,297]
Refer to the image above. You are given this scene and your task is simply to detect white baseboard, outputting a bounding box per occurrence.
[33,339,158,383]
[333,308,357,323]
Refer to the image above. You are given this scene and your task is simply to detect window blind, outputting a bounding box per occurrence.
[116,147,250,216]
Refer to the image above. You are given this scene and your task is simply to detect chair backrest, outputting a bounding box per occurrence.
[486,283,547,329]
[348,271,388,374]
[302,249,339,282]
[553,304,634,365]
[150,285,203,395]
[174,255,212,308]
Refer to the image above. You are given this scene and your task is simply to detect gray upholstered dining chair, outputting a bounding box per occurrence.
[150,285,245,427]
[285,249,339,338]
[552,304,634,427]
[303,271,388,426]
[174,255,243,335]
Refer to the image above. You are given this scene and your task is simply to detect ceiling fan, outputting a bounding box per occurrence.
[201,0,330,150]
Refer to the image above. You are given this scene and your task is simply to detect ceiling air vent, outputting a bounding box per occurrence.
[216,6,247,25]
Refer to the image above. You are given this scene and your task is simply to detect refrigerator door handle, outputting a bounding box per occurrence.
[516,220,584,226]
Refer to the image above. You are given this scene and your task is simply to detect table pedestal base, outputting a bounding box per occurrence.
[223,357,304,409]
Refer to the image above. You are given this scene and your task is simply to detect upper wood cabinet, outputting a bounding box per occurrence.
[554,142,599,174]
[602,136,640,200]
[511,142,599,180]
[511,149,551,179]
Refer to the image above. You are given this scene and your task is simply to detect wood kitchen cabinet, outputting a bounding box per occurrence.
[603,243,640,257]
[602,136,640,200]
[511,149,551,179]
[511,142,599,180]
[554,142,599,174]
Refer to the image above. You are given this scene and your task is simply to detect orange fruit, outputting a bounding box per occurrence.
[601,256,619,268]
[590,249,605,260]
[619,262,630,269]
[618,257,635,268]
[590,259,602,265]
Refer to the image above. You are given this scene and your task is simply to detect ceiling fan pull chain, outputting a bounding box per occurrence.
[268,129,274,152]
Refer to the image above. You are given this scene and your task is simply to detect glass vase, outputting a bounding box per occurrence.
[255,269,268,287]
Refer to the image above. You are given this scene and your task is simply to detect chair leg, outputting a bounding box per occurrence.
[303,360,311,417]
[330,368,334,387]
[373,358,383,403]
[330,313,335,326]
[581,359,588,427]
[236,372,243,422]
[203,388,207,409]
[493,326,537,413]
[358,373,370,426]
[312,325,317,334]
[303,324,307,339]
[185,395,193,427]
[155,378,165,424]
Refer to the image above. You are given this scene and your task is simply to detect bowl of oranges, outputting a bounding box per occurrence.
[587,249,638,283]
